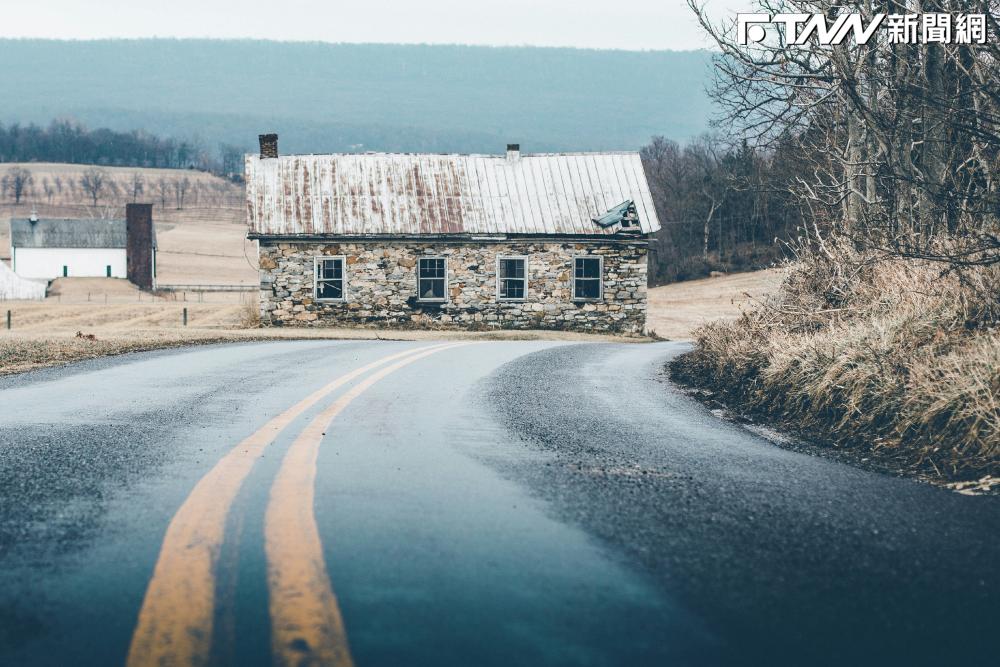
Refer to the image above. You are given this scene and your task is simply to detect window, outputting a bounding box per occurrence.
[573,257,603,300]
[418,257,447,301]
[497,257,527,301]
[314,257,346,301]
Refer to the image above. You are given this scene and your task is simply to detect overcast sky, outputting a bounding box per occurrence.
[1,1,747,51]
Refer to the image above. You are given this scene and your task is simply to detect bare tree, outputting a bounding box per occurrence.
[3,167,33,204]
[155,178,170,210]
[130,172,145,202]
[41,177,55,205]
[219,143,245,179]
[79,167,108,206]
[688,0,1000,265]
[686,136,726,259]
[106,180,122,203]
[173,176,191,209]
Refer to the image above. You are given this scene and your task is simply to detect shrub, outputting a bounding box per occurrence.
[673,241,1000,478]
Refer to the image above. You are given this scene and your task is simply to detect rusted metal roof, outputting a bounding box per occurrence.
[246,152,661,237]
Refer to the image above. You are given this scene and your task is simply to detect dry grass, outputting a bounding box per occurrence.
[646,269,782,339]
[672,241,1000,481]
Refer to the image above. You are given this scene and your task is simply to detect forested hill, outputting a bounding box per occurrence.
[0,39,713,155]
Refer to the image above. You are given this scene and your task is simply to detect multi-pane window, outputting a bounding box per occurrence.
[573,257,603,300]
[497,257,527,300]
[315,257,345,301]
[418,257,447,301]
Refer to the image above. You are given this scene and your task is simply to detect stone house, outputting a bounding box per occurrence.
[246,134,661,334]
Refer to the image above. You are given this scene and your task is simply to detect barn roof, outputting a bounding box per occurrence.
[246,151,661,237]
[12,218,126,249]
[10,218,157,249]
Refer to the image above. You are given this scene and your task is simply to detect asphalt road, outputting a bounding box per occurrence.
[0,340,997,667]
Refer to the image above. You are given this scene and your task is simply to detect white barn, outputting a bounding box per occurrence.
[10,215,155,281]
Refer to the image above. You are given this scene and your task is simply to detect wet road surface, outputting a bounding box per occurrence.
[0,340,997,666]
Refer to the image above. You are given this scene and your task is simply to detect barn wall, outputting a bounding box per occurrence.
[258,240,648,335]
[12,247,127,279]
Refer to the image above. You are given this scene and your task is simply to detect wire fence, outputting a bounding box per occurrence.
[0,290,252,304]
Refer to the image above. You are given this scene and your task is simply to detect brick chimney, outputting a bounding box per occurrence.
[126,203,155,290]
[259,133,279,159]
[506,143,520,163]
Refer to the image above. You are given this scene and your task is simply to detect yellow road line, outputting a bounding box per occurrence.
[265,343,469,667]
[126,344,451,667]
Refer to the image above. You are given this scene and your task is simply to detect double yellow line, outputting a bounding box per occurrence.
[126,343,466,667]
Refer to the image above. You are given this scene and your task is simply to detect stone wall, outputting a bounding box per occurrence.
[258,239,648,334]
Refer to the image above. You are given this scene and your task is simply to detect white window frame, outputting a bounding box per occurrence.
[496,255,528,302]
[572,255,604,302]
[417,256,448,303]
[313,255,347,302]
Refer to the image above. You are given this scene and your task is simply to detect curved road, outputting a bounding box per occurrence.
[0,340,997,666]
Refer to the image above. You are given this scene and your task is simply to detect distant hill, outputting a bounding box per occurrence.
[0,39,714,155]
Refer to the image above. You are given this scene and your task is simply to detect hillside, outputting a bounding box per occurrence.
[0,40,714,154]
[0,163,254,285]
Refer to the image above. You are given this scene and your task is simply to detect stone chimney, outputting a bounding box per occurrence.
[259,133,279,159]
[506,143,520,163]
[126,203,155,290]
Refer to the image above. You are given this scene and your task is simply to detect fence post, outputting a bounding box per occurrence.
[6,310,10,330]
[183,307,188,327]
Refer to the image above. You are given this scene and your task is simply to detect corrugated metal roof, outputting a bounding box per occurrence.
[246,152,661,237]
[11,218,127,249]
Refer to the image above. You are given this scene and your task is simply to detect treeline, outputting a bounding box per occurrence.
[0,120,211,171]
[641,135,804,284]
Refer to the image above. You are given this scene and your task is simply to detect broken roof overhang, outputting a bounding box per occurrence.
[592,200,640,230]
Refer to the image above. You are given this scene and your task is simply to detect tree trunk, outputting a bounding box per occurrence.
[703,200,718,260]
